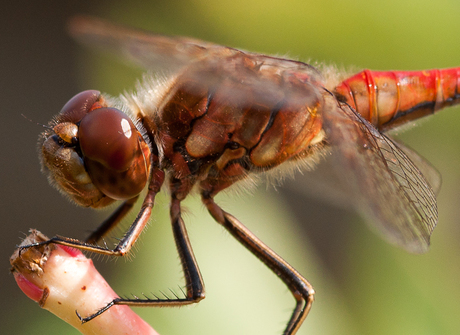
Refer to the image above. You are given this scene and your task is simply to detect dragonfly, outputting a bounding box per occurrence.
[23,15,459,334]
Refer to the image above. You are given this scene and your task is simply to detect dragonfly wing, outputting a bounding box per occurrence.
[67,15,229,73]
[67,16,323,110]
[389,139,442,195]
[321,94,438,253]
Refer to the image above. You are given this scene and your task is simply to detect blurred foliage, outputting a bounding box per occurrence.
[5,0,460,334]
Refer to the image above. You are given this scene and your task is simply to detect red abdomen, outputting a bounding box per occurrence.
[335,68,460,130]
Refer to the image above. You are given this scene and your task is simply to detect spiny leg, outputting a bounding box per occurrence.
[19,169,165,256]
[78,178,205,323]
[202,192,314,335]
[85,195,139,244]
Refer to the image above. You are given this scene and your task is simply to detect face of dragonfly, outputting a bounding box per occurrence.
[40,90,151,208]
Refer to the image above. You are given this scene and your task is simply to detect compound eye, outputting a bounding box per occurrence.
[79,107,138,172]
[58,90,101,123]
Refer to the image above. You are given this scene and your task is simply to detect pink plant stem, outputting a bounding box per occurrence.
[10,230,158,335]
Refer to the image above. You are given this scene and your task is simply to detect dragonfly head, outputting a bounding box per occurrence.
[40,90,151,208]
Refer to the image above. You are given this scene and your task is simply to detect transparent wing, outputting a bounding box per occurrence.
[68,15,229,73]
[68,16,320,73]
[390,140,442,195]
[67,16,323,110]
[322,95,437,253]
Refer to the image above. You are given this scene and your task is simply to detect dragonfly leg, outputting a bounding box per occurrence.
[78,178,205,323]
[19,168,165,256]
[85,195,139,244]
[201,192,314,335]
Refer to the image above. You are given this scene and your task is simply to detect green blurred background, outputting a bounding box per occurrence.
[2,1,460,334]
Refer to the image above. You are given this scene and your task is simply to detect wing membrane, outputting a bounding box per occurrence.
[390,140,442,195]
[67,15,224,73]
[322,95,437,253]
[68,16,323,115]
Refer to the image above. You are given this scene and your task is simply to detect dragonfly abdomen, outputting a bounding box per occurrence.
[335,68,460,130]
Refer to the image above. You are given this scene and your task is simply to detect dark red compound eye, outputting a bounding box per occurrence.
[79,107,138,172]
[58,90,101,124]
